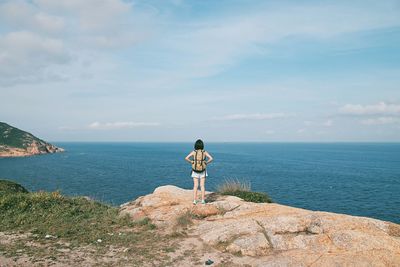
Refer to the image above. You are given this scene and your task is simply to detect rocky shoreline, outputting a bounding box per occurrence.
[0,122,64,158]
[1,183,399,266]
[0,142,64,158]
[120,185,400,266]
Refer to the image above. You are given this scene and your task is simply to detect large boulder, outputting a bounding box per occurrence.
[120,185,400,266]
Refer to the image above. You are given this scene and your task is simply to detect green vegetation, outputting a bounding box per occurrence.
[0,122,56,155]
[0,179,177,266]
[0,122,47,149]
[175,211,194,228]
[0,179,28,195]
[0,179,154,245]
[216,178,251,193]
[223,190,273,203]
[217,178,273,203]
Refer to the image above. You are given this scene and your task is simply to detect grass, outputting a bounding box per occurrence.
[0,179,178,266]
[0,190,139,245]
[0,179,29,195]
[217,179,273,203]
[175,211,194,228]
[216,178,251,193]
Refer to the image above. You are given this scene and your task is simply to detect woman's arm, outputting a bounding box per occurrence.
[185,151,194,164]
[205,151,213,164]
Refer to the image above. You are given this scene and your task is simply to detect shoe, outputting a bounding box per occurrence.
[193,200,197,205]
[201,200,206,205]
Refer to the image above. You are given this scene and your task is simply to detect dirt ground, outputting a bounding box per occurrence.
[0,227,253,267]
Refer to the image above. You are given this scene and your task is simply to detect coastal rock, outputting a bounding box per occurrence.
[120,185,400,266]
[0,122,64,157]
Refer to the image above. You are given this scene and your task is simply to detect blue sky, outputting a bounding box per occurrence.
[1,0,400,142]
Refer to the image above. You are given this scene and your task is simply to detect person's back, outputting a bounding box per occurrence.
[192,149,207,173]
[185,139,213,204]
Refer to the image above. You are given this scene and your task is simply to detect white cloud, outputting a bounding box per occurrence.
[165,1,400,79]
[0,1,65,33]
[360,117,400,125]
[323,120,333,127]
[265,130,275,135]
[211,113,293,121]
[0,0,154,86]
[3,0,150,49]
[33,0,130,31]
[88,121,160,130]
[0,31,70,85]
[32,0,149,49]
[2,0,400,86]
[297,128,306,134]
[339,102,400,116]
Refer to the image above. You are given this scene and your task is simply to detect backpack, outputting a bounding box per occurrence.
[192,150,207,173]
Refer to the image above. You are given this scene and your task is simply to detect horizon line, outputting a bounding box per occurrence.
[51,140,400,144]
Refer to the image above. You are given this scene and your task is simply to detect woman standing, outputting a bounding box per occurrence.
[185,139,213,205]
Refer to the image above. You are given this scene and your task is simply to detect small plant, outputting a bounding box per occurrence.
[167,231,187,238]
[223,190,272,203]
[216,205,228,215]
[163,247,176,253]
[216,179,273,203]
[216,178,251,193]
[134,217,156,230]
[175,211,193,228]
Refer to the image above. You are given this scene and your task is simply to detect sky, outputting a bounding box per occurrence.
[1,0,400,142]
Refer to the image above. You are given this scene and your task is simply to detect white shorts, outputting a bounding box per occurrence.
[191,170,208,179]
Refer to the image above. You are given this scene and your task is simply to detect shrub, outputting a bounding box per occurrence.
[0,179,29,195]
[217,179,272,203]
[216,178,251,193]
[221,190,272,203]
[175,211,193,228]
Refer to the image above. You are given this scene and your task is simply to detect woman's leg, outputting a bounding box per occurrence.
[200,177,206,201]
[193,178,199,201]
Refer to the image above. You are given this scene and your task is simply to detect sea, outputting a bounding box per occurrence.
[0,142,399,224]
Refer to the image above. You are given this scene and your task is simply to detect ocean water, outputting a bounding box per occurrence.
[0,142,399,224]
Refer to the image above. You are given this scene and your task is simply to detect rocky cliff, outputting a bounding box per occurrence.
[0,122,64,158]
[120,185,400,266]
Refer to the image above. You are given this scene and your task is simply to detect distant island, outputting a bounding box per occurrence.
[0,122,64,158]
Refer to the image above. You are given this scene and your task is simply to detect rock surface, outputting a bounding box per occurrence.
[120,185,400,266]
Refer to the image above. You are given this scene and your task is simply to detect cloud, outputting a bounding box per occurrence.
[0,31,70,85]
[33,0,130,31]
[339,102,400,116]
[2,0,400,86]
[211,113,293,121]
[323,120,333,127]
[360,117,400,125]
[0,0,153,86]
[297,128,306,134]
[88,121,160,130]
[164,1,400,79]
[32,0,150,49]
[0,1,65,33]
